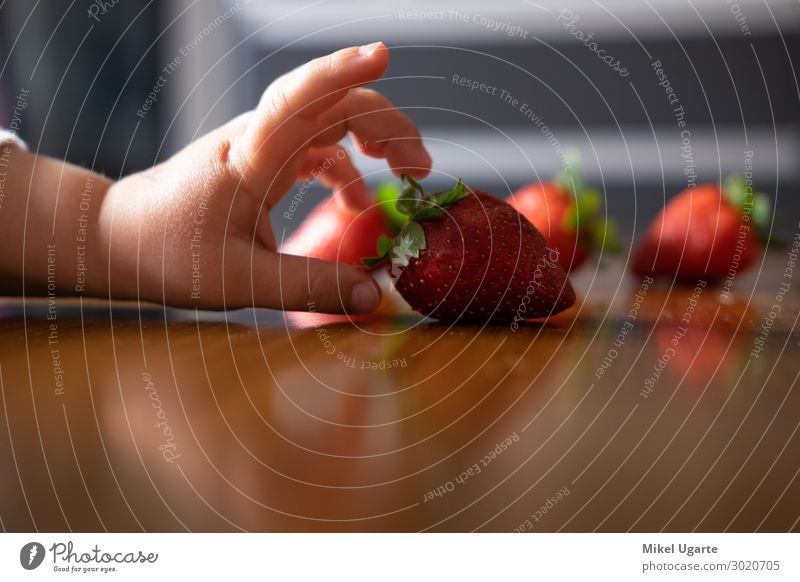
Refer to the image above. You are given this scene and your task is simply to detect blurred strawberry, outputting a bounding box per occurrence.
[632,176,770,282]
[507,161,618,272]
[280,193,395,268]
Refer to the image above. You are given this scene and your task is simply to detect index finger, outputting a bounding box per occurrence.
[230,43,389,197]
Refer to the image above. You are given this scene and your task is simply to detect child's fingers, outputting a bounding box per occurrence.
[230,43,389,201]
[311,88,432,179]
[299,146,371,211]
[229,247,381,314]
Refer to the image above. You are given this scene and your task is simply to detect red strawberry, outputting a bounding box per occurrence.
[281,195,393,267]
[632,176,770,281]
[364,176,575,322]
[507,164,618,272]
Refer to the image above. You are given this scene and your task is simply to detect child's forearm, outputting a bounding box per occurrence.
[0,44,429,313]
[0,143,113,298]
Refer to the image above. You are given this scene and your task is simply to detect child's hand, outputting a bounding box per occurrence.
[99,43,431,313]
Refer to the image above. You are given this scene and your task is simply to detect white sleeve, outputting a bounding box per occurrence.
[0,128,27,150]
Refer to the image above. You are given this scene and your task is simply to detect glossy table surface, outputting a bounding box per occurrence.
[1,257,799,532]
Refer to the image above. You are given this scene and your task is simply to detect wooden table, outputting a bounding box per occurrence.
[1,257,798,532]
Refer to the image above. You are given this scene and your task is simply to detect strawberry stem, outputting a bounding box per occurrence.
[396,175,425,216]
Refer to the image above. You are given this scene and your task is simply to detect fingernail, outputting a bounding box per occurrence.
[359,42,383,57]
[349,280,380,313]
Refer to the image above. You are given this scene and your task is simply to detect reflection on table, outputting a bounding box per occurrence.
[0,258,798,532]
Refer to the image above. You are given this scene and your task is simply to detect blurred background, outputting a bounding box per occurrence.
[1,0,798,239]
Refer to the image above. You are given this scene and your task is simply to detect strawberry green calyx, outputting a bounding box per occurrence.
[555,154,620,254]
[362,222,425,268]
[376,182,410,232]
[362,175,469,268]
[590,217,621,254]
[724,173,772,232]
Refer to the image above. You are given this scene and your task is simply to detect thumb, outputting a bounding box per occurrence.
[242,249,382,314]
